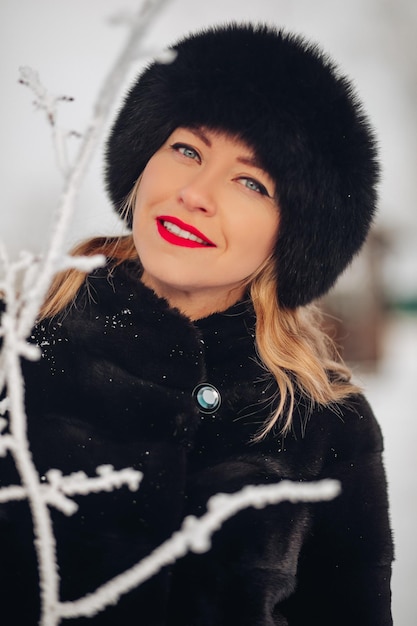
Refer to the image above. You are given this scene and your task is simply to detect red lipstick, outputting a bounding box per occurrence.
[156,216,216,248]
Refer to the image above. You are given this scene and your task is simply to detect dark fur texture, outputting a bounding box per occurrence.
[0,262,392,624]
[105,24,379,308]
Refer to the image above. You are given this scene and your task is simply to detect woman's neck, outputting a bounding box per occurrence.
[139,272,246,320]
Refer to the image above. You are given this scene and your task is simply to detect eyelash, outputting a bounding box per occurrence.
[170,142,271,197]
[239,178,269,196]
[171,143,201,161]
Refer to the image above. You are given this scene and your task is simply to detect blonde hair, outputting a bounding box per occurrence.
[249,259,358,439]
[40,184,139,319]
[39,235,138,319]
[39,185,358,436]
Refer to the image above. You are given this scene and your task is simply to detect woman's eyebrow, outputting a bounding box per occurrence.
[186,129,264,171]
[187,127,212,147]
[236,154,263,169]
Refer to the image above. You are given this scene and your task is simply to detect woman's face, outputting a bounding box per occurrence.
[133,127,279,318]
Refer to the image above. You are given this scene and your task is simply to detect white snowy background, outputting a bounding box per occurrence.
[0,0,416,623]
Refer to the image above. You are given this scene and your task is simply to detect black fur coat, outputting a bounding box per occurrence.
[0,261,393,625]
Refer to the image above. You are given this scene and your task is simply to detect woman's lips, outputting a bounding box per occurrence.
[156,215,216,248]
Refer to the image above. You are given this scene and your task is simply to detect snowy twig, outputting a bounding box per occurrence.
[17,0,172,343]
[18,66,74,127]
[1,299,61,626]
[0,465,143,514]
[0,416,13,457]
[18,66,79,177]
[0,2,172,625]
[58,479,341,619]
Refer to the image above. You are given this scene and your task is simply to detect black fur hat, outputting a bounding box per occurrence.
[105,23,379,308]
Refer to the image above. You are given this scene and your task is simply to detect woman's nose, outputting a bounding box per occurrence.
[177,174,217,215]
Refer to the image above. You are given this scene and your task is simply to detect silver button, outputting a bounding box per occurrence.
[193,383,221,413]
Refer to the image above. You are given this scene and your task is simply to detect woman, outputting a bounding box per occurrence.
[0,24,393,625]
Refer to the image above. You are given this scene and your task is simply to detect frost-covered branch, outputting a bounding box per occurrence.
[17,0,172,341]
[18,66,74,127]
[18,66,79,177]
[58,479,341,620]
[0,465,143,514]
[0,3,173,625]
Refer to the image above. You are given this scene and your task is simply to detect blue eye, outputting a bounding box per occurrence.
[171,143,200,161]
[240,177,269,196]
